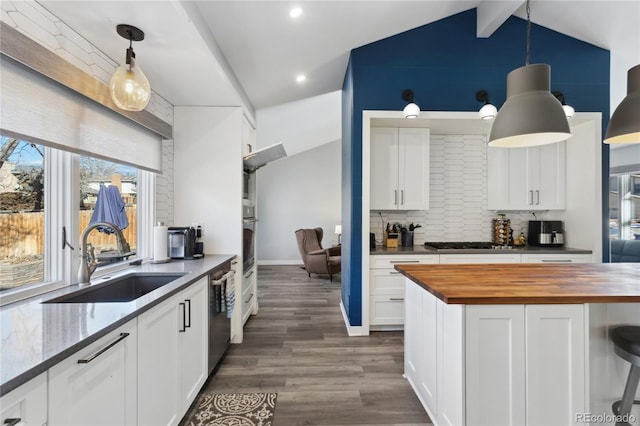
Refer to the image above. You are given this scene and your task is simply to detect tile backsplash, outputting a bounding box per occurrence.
[370,134,555,246]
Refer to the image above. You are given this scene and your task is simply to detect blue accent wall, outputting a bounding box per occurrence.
[341,8,610,327]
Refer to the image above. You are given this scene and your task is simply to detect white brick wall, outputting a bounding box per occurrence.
[155,139,175,226]
[0,0,174,126]
[370,134,532,245]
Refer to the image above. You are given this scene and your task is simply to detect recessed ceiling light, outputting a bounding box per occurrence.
[289,7,302,18]
[296,74,306,83]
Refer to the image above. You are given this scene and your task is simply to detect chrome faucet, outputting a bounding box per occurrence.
[78,221,130,285]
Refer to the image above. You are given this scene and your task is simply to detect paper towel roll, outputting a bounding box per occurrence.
[153,223,169,262]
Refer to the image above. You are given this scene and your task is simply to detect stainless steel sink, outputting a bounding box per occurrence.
[43,273,187,303]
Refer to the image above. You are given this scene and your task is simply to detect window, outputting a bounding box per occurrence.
[79,157,138,268]
[610,172,640,241]
[0,137,45,292]
[0,134,152,304]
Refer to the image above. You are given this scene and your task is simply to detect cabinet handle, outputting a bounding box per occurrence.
[529,190,534,205]
[245,293,254,303]
[390,260,420,263]
[179,302,186,332]
[394,190,398,205]
[77,333,129,364]
[184,299,191,328]
[389,297,404,301]
[3,419,23,426]
[389,271,401,275]
[401,190,404,205]
[245,270,254,278]
[541,259,572,262]
[535,190,540,205]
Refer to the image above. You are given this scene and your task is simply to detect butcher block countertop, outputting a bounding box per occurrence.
[394,263,640,304]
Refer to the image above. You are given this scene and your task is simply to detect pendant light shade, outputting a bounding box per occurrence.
[401,89,420,119]
[604,64,640,144]
[489,64,571,147]
[109,24,151,112]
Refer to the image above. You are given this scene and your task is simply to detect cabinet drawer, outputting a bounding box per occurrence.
[242,268,255,293]
[370,295,405,326]
[370,269,405,295]
[438,253,521,264]
[371,255,439,269]
[241,283,255,324]
[521,253,592,263]
[1,373,47,426]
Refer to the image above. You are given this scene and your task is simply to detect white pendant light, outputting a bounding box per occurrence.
[476,90,497,120]
[401,89,420,119]
[604,64,640,144]
[488,0,571,148]
[552,91,575,118]
[109,24,151,112]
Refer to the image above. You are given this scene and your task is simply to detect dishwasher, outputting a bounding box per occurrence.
[208,269,234,374]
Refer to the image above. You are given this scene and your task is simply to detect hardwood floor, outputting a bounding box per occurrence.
[184,265,431,426]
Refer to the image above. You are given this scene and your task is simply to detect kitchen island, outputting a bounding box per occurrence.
[395,263,640,426]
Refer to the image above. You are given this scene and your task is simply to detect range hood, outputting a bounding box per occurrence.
[243,143,287,172]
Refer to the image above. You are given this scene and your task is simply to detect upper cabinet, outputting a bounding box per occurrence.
[487,142,566,211]
[371,127,430,210]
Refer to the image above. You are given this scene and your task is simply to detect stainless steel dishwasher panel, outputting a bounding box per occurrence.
[208,270,233,374]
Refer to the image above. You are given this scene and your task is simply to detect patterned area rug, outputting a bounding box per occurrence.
[184,393,277,426]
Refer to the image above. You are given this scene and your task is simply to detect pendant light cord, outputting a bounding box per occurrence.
[525,0,531,65]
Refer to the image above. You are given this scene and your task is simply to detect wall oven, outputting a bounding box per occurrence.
[242,203,256,273]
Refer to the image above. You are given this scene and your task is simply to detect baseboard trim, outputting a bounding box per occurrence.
[340,301,366,336]
[257,260,303,266]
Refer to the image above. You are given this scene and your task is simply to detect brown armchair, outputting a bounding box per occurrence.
[295,228,341,281]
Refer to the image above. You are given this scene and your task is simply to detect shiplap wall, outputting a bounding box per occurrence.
[369,134,540,245]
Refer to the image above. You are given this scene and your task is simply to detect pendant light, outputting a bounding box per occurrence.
[552,91,575,118]
[604,64,640,144]
[401,89,420,119]
[488,0,571,148]
[109,24,151,112]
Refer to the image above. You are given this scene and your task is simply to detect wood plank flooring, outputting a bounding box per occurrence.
[183,265,431,426]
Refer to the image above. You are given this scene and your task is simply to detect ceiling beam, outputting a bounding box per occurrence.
[477,0,525,38]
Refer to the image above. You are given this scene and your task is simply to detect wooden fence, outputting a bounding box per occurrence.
[0,207,137,259]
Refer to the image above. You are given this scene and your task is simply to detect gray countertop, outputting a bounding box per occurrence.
[0,255,235,396]
[370,245,592,255]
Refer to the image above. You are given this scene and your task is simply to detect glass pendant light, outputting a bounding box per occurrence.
[604,64,640,144]
[488,0,571,148]
[109,24,151,112]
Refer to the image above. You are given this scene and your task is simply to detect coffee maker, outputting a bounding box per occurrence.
[527,221,565,247]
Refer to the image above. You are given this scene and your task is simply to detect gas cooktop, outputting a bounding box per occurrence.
[423,241,513,250]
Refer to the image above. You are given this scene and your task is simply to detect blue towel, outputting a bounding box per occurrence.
[89,184,128,233]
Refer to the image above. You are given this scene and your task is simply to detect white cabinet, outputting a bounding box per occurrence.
[48,320,137,426]
[438,253,521,264]
[404,280,464,426]
[1,373,47,426]
[241,267,257,326]
[371,127,430,210]
[138,277,208,426]
[521,253,592,263]
[370,255,438,328]
[488,142,566,210]
[241,115,256,157]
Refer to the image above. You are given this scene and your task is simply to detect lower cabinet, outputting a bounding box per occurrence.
[1,372,47,426]
[241,267,256,326]
[405,279,586,426]
[370,255,438,328]
[48,320,137,426]
[137,277,208,426]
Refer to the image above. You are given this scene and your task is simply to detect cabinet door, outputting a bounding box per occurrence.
[370,295,404,326]
[399,128,430,210]
[465,305,525,426]
[404,279,421,385]
[138,294,181,426]
[48,320,137,426]
[436,300,465,426]
[487,147,530,210]
[417,288,438,414]
[179,278,209,410]
[370,127,400,210]
[531,142,566,210]
[525,305,585,426]
[1,373,47,426]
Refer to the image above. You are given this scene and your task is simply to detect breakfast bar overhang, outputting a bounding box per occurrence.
[395,263,640,426]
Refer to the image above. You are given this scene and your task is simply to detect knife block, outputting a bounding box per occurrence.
[384,232,399,248]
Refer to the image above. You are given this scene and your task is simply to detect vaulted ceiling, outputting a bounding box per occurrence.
[36,1,640,116]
